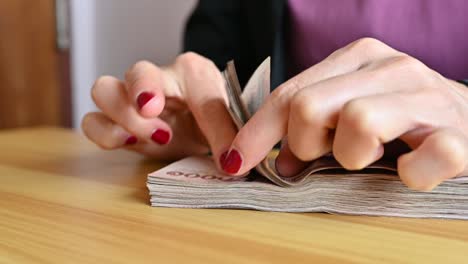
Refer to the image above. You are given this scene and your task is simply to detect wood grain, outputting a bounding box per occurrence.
[1,127,468,263]
[0,1,69,129]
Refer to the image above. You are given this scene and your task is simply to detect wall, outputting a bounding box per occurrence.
[70,0,196,128]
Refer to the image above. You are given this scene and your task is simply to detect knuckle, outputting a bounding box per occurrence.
[176,52,219,82]
[327,37,390,68]
[125,60,155,86]
[395,55,422,68]
[271,80,299,100]
[126,60,151,77]
[280,76,305,94]
[91,76,117,102]
[263,84,296,112]
[269,75,308,113]
[176,52,209,69]
[387,56,427,75]
[432,131,466,173]
[343,37,386,56]
[353,37,384,50]
[290,91,323,125]
[340,99,377,135]
[363,56,433,88]
[129,60,153,73]
[177,51,201,61]
[132,60,154,71]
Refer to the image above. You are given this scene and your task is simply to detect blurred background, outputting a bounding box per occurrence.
[0,0,196,129]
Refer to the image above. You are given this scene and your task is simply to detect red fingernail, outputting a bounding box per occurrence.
[151,129,170,145]
[220,151,228,165]
[220,149,242,174]
[125,135,138,145]
[137,91,155,109]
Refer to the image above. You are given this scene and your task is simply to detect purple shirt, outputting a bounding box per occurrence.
[288,0,468,80]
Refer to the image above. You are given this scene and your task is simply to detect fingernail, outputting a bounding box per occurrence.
[125,135,138,145]
[151,129,170,145]
[220,151,228,164]
[220,149,242,174]
[137,91,155,109]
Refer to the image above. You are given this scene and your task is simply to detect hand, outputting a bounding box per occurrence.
[224,38,468,191]
[82,52,237,170]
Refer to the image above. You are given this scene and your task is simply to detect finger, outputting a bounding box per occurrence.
[171,53,239,172]
[287,54,433,163]
[332,93,419,170]
[398,128,468,191]
[81,112,139,150]
[92,75,173,145]
[227,39,398,175]
[125,60,176,118]
[287,70,393,163]
[275,138,310,177]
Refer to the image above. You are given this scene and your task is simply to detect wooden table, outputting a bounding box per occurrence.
[1,127,468,263]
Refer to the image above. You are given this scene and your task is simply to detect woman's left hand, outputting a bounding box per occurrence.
[221,38,468,191]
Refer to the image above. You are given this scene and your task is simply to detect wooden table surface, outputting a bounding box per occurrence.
[1,127,468,263]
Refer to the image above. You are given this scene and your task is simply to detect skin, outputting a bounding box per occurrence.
[82,38,468,191]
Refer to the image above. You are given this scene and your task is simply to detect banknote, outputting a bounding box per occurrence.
[148,58,468,219]
[148,155,468,219]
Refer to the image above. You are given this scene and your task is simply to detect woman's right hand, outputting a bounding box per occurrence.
[81,52,238,170]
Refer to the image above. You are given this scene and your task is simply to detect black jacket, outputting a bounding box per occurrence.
[183,0,286,89]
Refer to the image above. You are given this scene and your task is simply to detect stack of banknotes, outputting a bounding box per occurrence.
[148,58,468,220]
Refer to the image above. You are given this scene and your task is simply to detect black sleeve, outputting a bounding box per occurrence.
[183,0,242,71]
[457,80,468,87]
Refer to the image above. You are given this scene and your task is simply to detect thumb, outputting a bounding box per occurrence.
[173,52,239,172]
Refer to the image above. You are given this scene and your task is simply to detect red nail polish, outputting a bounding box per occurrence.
[220,151,228,165]
[137,91,155,109]
[151,129,170,145]
[125,135,138,145]
[220,149,242,174]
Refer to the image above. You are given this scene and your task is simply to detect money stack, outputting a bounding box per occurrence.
[148,58,468,220]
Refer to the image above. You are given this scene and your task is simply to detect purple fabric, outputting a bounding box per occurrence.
[288,0,468,80]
